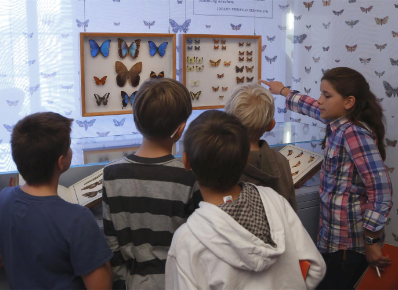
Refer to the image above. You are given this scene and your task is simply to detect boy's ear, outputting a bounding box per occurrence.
[266,119,276,132]
[345,96,356,110]
[57,155,64,172]
[183,152,191,171]
[173,122,186,141]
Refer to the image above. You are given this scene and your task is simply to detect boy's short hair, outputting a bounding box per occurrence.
[225,84,275,141]
[184,110,250,192]
[11,112,73,185]
[133,78,192,139]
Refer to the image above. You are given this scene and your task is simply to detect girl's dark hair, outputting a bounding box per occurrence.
[321,67,386,160]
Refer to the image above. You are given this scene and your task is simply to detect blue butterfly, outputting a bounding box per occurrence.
[121,91,137,108]
[64,111,72,116]
[148,41,168,57]
[3,124,15,132]
[89,39,111,57]
[231,23,242,31]
[7,100,19,106]
[187,39,193,44]
[169,19,191,33]
[278,107,287,113]
[113,118,126,127]
[187,46,193,50]
[76,119,96,131]
[76,19,89,28]
[117,38,140,59]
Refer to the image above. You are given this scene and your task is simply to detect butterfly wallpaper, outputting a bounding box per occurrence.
[0,0,397,245]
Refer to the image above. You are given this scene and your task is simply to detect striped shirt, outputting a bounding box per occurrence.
[102,154,202,289]
[286,92,393,254]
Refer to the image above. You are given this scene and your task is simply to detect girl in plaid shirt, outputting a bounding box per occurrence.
[261,67,393,290]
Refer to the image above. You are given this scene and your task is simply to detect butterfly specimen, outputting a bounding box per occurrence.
[76,19,89,28]
[383,81,398,98]
[149,71,164,79]
[392,31,398,37]
[375,71,385,78]
[323,22,330,29]
[117,38,140,59]
[267,36,276,42]
[187,46,193,50]
[295,151,304,158]
[295,15,302,20]
[190,91,201,100]
[323,46,329,51]
[121,91,137,108]
[246,77,254,82]
[222,46,226,50]
[345,44,357,52]
[212,86,219,92]
[322,0,331,6]
[187,39,193,44]
[187,56,195,63]
[306,25,311,29]
[377,98,384,103]
[41,72,57,78]
[217,73,224,79]
[292,161,301,168]
[303,1,314,11]
[345,20,359,28]
[386,166,395,174]
[231,23,242,31]
[278,25,286,31]
[143,20,155,29]
[187,66,194,72]
[246,42,251,46]
[235,66,244,73]
[222,87,228,91]
[261,45,267,52]
[76,119,96,131]
[224,61,231,66]
[245,66,254,73]
[239,51,245,55]
[375,44,387,52]
[375,16,388,25]
[246,51,253,55]
[333,9,344,16]
[391,58,398,66]
[219,96,224,99]
[195,46,200,50]
[386,138,397,147]
[96,131,110,137]
[6,100,19,106]
[278,107,287,113]
[205,25,211,28]
[28,84,40,95]
[113,118,125,127]
[359,58,371,65]
[190,80,200,86]
[236,77,244,84]
[265,55,277,64]
[196,65,204,72]
[287,34,307,44]
[3,124,15,132]
[305,66,311,74]
[322,69,330,75]
[195,39,200,44]
[335,59,340,63]
[94,93,110,106]
[214,45,219,50]
[304,87,311,94]
[214,39,220,44]
[308,156,315,163]
[360,6,373,13]
[287,150,293,156]
[210,59,221,67]
[313,57,320,63]
[148,41,168,57]
[23,32,33,38]
[305,46,312,51]
[93,76,107,85]
[115,61,142,87]
[239,57,244,61]
[169,19,191,33]
[292,77,301,83]
[239,42,244,46]
[89,39,111,57]
[247,57,252,62]
[310,143,317,149]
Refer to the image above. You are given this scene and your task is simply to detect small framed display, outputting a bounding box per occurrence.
[80,33,176,117]
[181,34,262,110]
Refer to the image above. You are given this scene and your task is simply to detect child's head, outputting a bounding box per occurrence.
[183,110,250,192]
[321,67,386,159]
[11,112,73,185]
[225,84,275,142]
[133,78,192,140]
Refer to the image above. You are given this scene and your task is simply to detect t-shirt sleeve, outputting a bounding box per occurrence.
[68,208,113,276]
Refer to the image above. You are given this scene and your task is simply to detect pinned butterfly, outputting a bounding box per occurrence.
[89,39,111,57]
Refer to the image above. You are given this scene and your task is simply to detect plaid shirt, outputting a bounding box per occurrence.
[286,92,393,254]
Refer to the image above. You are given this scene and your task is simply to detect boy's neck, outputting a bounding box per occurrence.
[250,139,261,151]
[135,137,174,158]
[199,184,242,206]
[21,176,60,197]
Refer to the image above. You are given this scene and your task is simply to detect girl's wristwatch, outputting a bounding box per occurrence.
[364,236,381,245]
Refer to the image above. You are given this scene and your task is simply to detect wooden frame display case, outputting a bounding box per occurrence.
[181,34,261,110]
[80,33,176,117]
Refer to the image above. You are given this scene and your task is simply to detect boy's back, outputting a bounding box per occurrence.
[103,154,201,289]
[0,186,112,289]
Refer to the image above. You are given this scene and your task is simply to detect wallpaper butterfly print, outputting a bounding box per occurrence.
[231,24,242,31]
[169,19,191,33]
[113,118,126,127]
[287,34,307,44]
[27,84,40,95]
[279,4,289,11]
[390,58,398,66]
[114,22,120,26]
[305,67,311,74]
[61,84,73,91]
[303,1,314,11]
[76,119,96,131]
[6,100,19,106]
[96,131,110,137]
[26,59,36,66]
[41,72,57,78]
[265,55,277,64]
[23,32,33,38]
[3,124,15,133]
[266,36,275,42]
[360,6,373,13]
[375,71,385,78]
[345,20,359,28]
[383,81,398,98]
[143,21,155,29]
[375,16,388,25]
[76,19,89,28]
[375,44,387,52]
[332,9,344,16]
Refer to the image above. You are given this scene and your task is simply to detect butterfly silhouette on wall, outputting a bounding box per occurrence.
[360,6,372,13]
[306,25,311,29]
[118,38,140,59]
[148,41,168,57]
[143,21,155,29]
[169,19,191,33]
[313,57,320,63]
[323,46,329,51]
[333,9,344,16]
[27,84,40,95]
[26,59,36,66]
[323,22,331,29]
[23,32,33,38]
[383,81,398,98]
[231,24,242,31]
[359,58,371,65]
[375,71,385,78]
[345,20,359,28]
[390,58,398,66]
[375,43,387,52]
[278,25,286,31]
[265,55,277,64]
[295,15,302,20]
[113,118,126,127]
[64,111,72,116]
[303,1,314,11]
[346,44,357,52]
[305,67,311,74]
[41,72,57,78]
[96,131,110,137]
[6,100,19,106]
[61,84,73,91]
[322,69,330,75]
[287,34,307,44]
[89,39,111,57]
[322,0,331,6]
[292,77,301,83]
[121,91,137,108]
[61,34,69,38]
[267,36,276,42]
[3,124,15,132]
[278,107,287,113]
[304,87,311,94]
[76,19,89,28]
[279,4,289,10]
[114,22,120,26]
[392,31,398,37]
[115,61,142,87]
[93,76,107,85]
[94,93,110,106]
[261,45,267,52]
[386,138,397,147]
[76,119,96,131]
[375,16,388,25]
[305,46,312,52]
